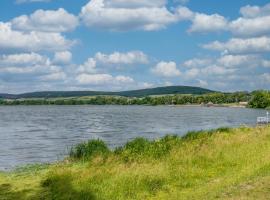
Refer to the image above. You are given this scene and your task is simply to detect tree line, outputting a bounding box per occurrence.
[1,91,264,107]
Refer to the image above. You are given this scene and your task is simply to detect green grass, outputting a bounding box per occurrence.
[1,126,270,200]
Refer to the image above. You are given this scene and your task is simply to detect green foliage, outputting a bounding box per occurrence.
[114,135,180,161]
[248,90,270,109]
[69,139,109,160]
[0,91,253,106]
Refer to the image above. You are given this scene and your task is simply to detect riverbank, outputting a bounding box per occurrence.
[1,126,270,199]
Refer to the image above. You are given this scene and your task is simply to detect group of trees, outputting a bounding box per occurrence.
[0,92,254,106]
[248,90,270,109]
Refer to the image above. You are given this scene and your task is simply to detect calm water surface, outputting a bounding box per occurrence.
[0,105,266,170]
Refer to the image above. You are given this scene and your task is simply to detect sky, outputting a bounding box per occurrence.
[0,0,270,93]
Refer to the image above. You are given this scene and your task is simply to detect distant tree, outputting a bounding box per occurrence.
[248,91,270,108]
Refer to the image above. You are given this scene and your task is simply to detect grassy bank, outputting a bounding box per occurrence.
[1,126,270,199]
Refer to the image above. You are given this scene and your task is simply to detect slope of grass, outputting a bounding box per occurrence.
[1,126,270,200]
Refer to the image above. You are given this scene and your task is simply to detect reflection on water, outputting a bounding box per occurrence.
[0,105,265,170]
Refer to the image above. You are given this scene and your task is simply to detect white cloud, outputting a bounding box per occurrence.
[188,13,228,33]
[262,60,270,68]
[185,68,200,78]
[53,51,72,64]
[76,73,134,85]
[217,54,259,68]
[77,51,149,74]
[0,52,48,66]
[240,3,270,18]
[229,16,270,37]
[182,58,212,68]
[174,6,228,33]
[175,6,194,20]
[80,0,180,31]
[203,37,270,54]
[40,72,67,81]
[176,3,270,37]
[78,58,97,74]
[201,65,236,76]
[94,51,149,64]
[11,8,79,33]
[164,81,173,86]
[141,82,154,88]
[151,61,181,77]
[104,0,166,8]
[0,22,75,52]
[0,53,65,83]
[197,79,208,87]
[115,75,134,83]
[260,73,270,84]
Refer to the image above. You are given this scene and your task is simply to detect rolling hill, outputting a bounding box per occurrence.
[0,86,215,99]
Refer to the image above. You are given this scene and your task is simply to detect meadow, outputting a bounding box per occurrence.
[1,125,270,199]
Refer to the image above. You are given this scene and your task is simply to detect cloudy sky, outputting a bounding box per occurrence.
[0,0,270,93]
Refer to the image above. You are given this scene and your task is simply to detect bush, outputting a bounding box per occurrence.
[115,136,179,161]
[249,91,270,109]
[69,139,109,160]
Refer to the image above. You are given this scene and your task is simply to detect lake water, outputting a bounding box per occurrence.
[0,105,266,171]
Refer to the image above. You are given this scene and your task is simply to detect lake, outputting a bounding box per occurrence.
[0,105,266,170]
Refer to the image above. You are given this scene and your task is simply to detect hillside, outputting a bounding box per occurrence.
[1,126,270,199]
[0,86,214,99]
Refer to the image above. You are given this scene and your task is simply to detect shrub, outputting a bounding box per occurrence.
[69,139,109,160]
[115,136,179,161]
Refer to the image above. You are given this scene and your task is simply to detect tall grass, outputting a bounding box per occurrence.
[1,126,270,200]
[69,139,109,160]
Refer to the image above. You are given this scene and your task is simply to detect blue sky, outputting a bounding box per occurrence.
[0,0,269,93]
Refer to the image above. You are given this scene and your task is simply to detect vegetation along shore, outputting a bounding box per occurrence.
[0,86,270,109]
[1,125,270,199]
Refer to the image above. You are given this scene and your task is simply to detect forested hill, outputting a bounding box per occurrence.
[0,86,214,99]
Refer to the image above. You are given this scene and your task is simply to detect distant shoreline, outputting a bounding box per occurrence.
[1,90,269,109]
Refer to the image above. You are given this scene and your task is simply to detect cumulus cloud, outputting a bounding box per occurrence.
[80,0,181,31]
[94,51,149,65]
[0,22,75,52]
[203,36,270,54]
[197,79,208,87]
[151,61,181,77]
[78,51,149,74]
[178,3,270,37]
[104,0,166,8]
[180,53,270,91]
[201,65,236,76]
[240,3,270,18]
[0,52,49,66]
[78,58,97,74]
[76,73,134,85]
[229,3,270,37]
[0,53,66,83]
[260,73,270,84]
[183,58,212,68]
[185,68,200,78]
[217,54,259,68]
[229,15,270,37]
[11,8,79,33]
[40,72,66,81]
[173,6,229,33]
[53,51,72,64]
[188,13,228,33]
[75,51,146,87]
